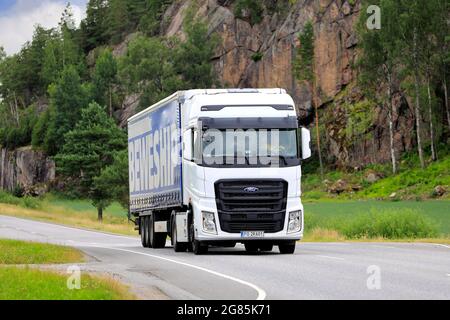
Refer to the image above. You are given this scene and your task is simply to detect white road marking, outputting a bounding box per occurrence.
[93,246,267,300]
[371,245,398,249]
[434,244,450,249]
[315,255,345,261]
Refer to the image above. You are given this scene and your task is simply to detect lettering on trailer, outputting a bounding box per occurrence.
[128,101,182,202]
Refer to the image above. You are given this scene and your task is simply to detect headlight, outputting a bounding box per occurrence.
[202,211,217,234]
[288,210,302,233]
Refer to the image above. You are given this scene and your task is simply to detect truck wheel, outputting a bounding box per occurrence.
[190,223,208,255]
[172,218,188,252]
[259,243,273,252]
[245,242,259,253]
[149,214,167,249]
[279,242,296,254]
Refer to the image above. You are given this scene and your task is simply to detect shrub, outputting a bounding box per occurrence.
[0,190,42,209]
[339,209,439,239]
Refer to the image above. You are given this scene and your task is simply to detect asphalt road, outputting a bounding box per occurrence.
[1,215,449,300]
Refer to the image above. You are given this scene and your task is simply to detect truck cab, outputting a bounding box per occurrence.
[128,89,311,255]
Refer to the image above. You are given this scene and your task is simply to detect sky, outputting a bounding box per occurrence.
[0,0,88,55]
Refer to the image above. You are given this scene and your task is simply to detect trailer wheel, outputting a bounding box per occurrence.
[279,242,296,254]
[149,213,167,249]
[172,217,188,252]
[141,216,151,248]
[140,217,149,248]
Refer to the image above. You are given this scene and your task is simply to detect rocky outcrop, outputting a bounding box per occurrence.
[0,146,55,194]
[112,0,416,168]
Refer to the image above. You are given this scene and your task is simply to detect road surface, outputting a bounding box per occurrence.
[1,215,449,300]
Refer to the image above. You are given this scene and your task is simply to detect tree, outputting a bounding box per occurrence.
[397,0,434,169]
[174,14,219,88]
[93,49,117,117]
[356,0,402,174]
[106,0,130,44]
[119,35,183,110]
[55,102,126,220]
[94,149,129,210]
[80,0,109,51]
[294,21,324,177]
[44,66,90,155]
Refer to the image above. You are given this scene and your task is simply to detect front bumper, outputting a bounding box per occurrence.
[192,197,304,242]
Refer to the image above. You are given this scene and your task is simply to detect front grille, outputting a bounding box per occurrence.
[215,180,287,233]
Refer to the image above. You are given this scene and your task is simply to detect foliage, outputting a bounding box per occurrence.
[339,209,439,239]
[43,66,91,155]
[94,150,129,210]
[305,205,443,240]
[0,190,42,209]
[0,104,38,149]
[294,21,314,82]
[119,35,183,110]
[92,49,118,115]
[174,14,219,89]
[55,102,126,218]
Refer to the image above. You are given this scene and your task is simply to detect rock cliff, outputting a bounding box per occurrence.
[142,0,415,168]
[0,147,55,195]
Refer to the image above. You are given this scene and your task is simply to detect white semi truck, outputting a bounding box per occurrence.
[127,89,311,255]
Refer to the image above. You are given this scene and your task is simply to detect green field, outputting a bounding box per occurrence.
[304,200,450,236]
[48,195,126,217]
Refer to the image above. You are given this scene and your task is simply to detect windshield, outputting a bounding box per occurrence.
[199,129,300,168]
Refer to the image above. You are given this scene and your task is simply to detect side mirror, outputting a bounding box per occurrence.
[183,129,193,161]
[301,127,311,160]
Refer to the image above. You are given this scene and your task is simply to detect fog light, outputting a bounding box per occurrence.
[288,210,302,233]
[202,211,217,234]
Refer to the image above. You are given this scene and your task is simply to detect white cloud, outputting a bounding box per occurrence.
[0,0,86,55]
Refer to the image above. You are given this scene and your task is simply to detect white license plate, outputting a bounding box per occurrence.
[241,231,265,238]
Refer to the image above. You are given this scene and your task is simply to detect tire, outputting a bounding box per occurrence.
[245,242,259,253]
[172,217,188,252]
[145,216,152,248]
[140,217,149,248]
[190,223,208,255]
[279,242,296,254]
[259,243,273,252]
[192,240,208,255]
[149,213,167,249]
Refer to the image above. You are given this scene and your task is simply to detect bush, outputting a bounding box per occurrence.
[0,190,42,209]
[0,191,21,206]
[339,209,439,239]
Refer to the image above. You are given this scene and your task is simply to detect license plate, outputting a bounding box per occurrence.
[241,231,264,238]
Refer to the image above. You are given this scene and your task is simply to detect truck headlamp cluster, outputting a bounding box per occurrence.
[202,211,217,234]
[288,210,302,234]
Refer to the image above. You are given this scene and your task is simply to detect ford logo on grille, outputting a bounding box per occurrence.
[244,187,259,193]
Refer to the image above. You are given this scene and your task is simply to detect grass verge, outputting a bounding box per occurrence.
[0,239,135,300]
[0,239,83,264]
[0,203,135,236]
[0,267,134,300]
